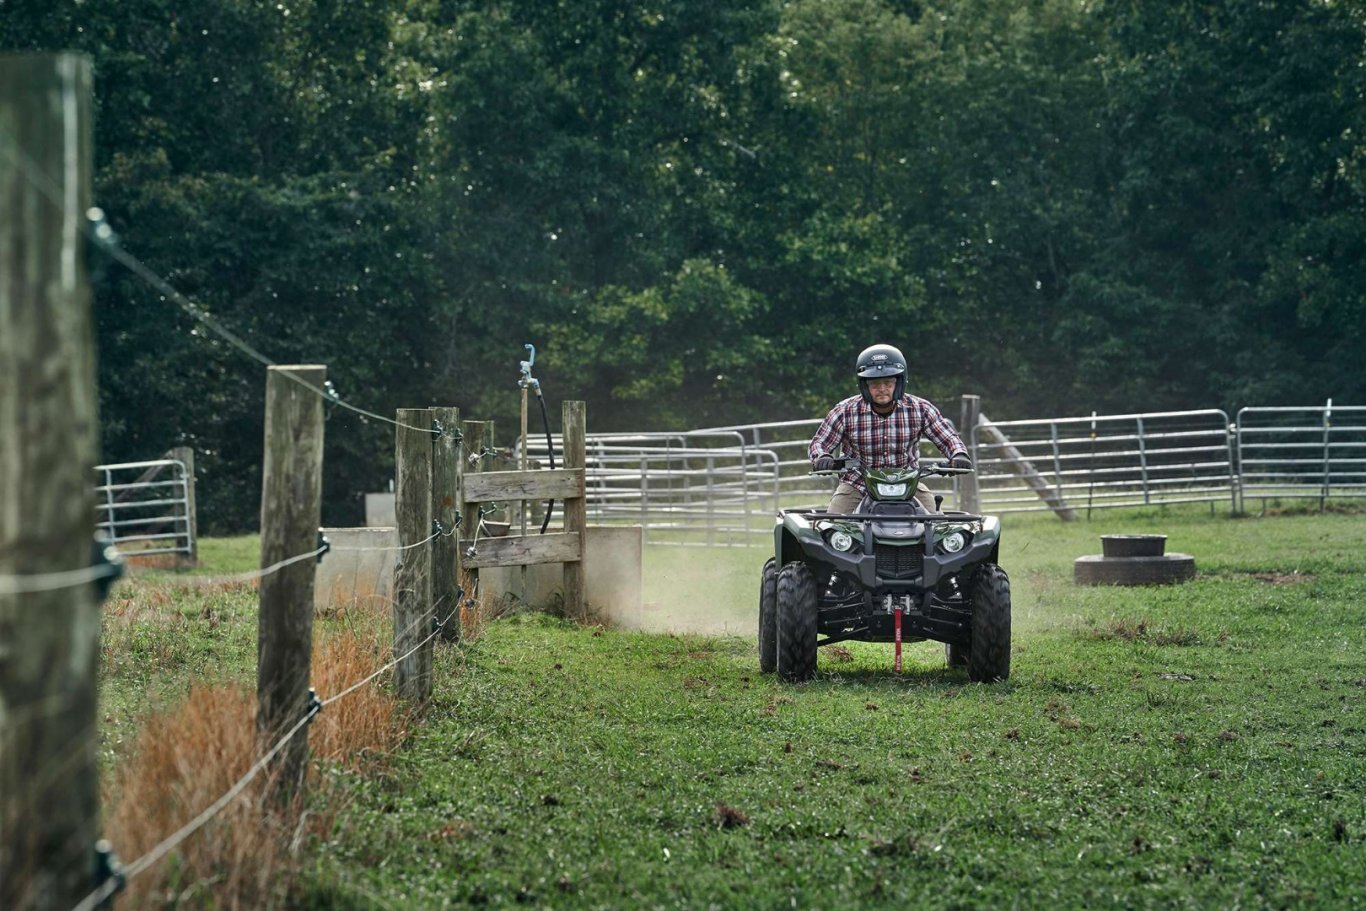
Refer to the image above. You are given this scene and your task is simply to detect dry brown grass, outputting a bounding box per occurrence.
[104,622,409,909]
[104,683,295,910]
[309,630,407,769]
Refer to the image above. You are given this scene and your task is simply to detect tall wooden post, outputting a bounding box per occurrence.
[394,408,434,702]
[431,406,461,642]
[0,52,101,911]
[562,401,587,621]
[256,365,325,794]
[959,394,981,514]
[169,444,198,566]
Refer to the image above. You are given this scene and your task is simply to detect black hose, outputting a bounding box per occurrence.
[537,389,556,534]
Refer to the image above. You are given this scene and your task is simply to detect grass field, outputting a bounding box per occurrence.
[99,505,1365,908]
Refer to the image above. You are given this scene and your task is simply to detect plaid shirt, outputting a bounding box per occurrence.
[809,394,967,492]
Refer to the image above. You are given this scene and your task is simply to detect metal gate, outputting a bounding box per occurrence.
[969,409,1237,515]
[94,458,196,558]
[1235,401,1366,510]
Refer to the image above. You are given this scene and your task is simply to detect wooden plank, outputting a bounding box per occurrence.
[256,365,325,796]
[462,532,582,569]
[393,408,433,702]
[431,406,461,641]
[0,53,101,910]
[562,401,587,621]
[462,467,584,504]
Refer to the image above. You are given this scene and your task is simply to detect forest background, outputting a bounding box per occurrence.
[3,0,1362,532]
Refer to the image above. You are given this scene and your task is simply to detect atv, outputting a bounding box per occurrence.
[758,458,1010,683]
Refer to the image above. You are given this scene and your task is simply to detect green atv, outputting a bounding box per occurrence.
[758,458,1010,683]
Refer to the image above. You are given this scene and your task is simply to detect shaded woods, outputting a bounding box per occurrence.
[4,0,1362,531]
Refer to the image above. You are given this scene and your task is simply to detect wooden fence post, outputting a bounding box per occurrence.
[459,420,489,623]
[959,394,981,514]
[431,406,461,642]
[562,401,587,621]
[169,444,198,566]
[0,52,101,910]
[257,365,326,795]
[460,421,490,540]
[394,408,434,702]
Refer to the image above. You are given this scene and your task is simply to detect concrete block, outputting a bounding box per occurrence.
[364,493,395,527]
[315,527,396,615]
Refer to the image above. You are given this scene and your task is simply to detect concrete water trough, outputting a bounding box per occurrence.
[1074,534,1196,586]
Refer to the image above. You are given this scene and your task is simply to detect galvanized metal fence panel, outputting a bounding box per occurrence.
[522,420,960,546]
[1235,401,1366,509]
[970,409,1237,515]
[519,404,1361,543]
[94,459,195,557]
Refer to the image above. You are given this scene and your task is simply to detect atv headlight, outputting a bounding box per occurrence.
[829,530,855,552]
[941,531,967,554]
[875,482,908,498]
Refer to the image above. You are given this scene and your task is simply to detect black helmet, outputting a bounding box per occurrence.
[855,343,907,406]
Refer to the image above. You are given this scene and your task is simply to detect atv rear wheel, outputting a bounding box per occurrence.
[758,558,777,673]
[776,562,818,682]
[968,564,1011,683]
[945,642,969,668]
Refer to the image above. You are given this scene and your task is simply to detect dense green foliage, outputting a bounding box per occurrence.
[3,1,1363,530]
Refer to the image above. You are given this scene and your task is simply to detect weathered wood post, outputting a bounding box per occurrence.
[459,420,489,624]
[0,52,102,911]
[431,406,461,642]
[257,365,326,795]
[959,394,981,514]
[169,444,198,566]
[562,401,587,621]
[460,421,490,539]
[394,408,434,701]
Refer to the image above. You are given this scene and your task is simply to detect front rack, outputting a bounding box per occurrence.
[779,509,984,523]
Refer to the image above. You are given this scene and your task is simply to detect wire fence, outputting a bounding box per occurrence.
[2,116,481,910]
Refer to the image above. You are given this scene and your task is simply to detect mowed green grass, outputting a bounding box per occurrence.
[299,505,1365,909]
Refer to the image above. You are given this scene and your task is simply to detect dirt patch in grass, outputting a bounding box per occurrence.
[1085,617,1202,646]
[1249,571,1316,585]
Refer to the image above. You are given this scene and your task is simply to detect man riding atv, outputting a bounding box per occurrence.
[758,342,1010,684]
[810,343,973,507]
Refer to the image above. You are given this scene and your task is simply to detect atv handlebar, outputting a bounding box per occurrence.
[809,458,974,477]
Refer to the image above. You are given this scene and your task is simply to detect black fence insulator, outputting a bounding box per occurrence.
[316,530,331,563]
[93,838,126,909]
[321,380,342,419]
[91,536,125,602]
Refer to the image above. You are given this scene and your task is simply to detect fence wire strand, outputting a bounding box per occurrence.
[0,129,436,436]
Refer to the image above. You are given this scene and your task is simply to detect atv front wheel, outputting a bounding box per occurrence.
[758,558,777,673]
[968,564,1011,683]
[776,562,818,682]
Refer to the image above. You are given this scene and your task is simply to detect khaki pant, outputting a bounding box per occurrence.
[828,482,937,515]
